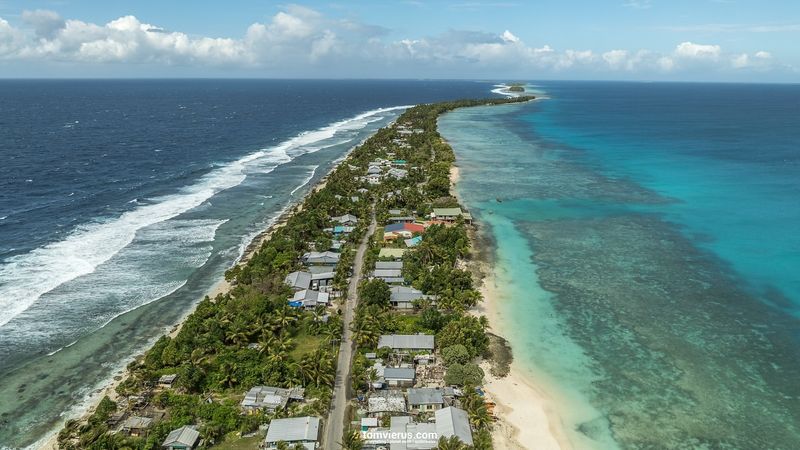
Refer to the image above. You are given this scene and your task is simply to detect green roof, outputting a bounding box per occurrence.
[432,208,463,217]
[379,248,407,258]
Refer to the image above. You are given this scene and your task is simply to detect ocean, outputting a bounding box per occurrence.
[0,79,492,449]
[440,82,800,449]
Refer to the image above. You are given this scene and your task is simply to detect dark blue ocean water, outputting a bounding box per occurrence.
[0,79,492,448]
[441,82,800,449]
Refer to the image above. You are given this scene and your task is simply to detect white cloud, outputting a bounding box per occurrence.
[623,0,652,9]
[501,30,519,43]
[674,41,721,60]
[0,6,788,79]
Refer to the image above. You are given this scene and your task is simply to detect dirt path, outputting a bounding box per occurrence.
[323,208,376,449]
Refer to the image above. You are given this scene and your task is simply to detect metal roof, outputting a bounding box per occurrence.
[407,388,444,405]
[389,286,428,304]
[435,407,473,445]
[264,416,320,443]
[285,271,312,290]
[372,268,402,278]
[378,334,434,350]
[162,425,199,448]
[375,261,403,270]
[384,367,416,381]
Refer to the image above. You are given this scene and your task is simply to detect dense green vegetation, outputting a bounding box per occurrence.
[349,96,534,450]
[58,95,533,450]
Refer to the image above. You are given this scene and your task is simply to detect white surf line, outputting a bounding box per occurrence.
[0,105,410,330]
[290,165,319,196]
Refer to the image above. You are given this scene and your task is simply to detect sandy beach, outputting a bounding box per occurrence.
[451,163,572,450]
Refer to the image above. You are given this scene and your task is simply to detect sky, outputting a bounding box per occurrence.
[0,0,798,81]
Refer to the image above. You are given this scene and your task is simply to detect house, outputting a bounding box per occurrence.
[371,268,404,284]
[368,390,407,417]
[362,416,437,449]
[333,225,355,235]
[264,416,320,450]
[367,174,381,184]
[387,209,403,215]
[389,286,432,310]
[404,236,422,248]
[285,271,312,291]
[302,251,340,266]
[242,386,305,413]
[158,374,177,388]
[332,214,358,225]
[367,165,382,175]
[384,367,416,388]
[357,188,369,194]
[363,408,472,449]
[388,216,416,224]
[392,159,408,166]
[375,261,403,270]
[350,196,360,203]
[309,266,336,290]
[378,248,407,260]
[435,407,474,446]
[385,222,425,235]
[431,208,472,223]
[121,416,153,437]
[387,168,408,179]
[161,425,199,450]
[407,388,445,412]
[290,289,330,309]
[378,334,434,352]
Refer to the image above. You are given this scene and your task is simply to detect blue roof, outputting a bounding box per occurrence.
[288,301,304,308]
[384,223,405,232]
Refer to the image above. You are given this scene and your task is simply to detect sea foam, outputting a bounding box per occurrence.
[0,105,408,329]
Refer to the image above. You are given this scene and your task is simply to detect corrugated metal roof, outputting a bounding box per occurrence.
[162,425,199,447]
[435,407,473,445]
[384,367,415,380]
[264,416,320,443]
[378,334,434,350]
[407,388,444,405]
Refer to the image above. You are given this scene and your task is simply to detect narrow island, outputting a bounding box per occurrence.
[55,95,535,450]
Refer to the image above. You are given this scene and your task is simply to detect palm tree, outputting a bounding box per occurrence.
[351,311,381,348]
[436,436,466,450]
[271,306,299,331]
[218,362,238,389]
[225,328,249,347]
[339,428,364,450]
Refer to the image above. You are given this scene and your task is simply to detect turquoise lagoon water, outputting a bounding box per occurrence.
[439,82,800,449]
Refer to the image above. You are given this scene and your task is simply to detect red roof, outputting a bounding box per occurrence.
[403,223,425,233]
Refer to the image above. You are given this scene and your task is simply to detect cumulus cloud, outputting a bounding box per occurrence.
[674,41,721,60]
[0,6,786,78]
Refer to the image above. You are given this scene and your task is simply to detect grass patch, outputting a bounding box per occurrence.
[212,434,263,450]
[290,331,324,360]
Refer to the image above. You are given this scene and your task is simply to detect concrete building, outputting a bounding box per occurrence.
[384,367,416,388]
[407,388,445,412]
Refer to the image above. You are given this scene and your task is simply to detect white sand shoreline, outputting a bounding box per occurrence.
[450,164,572,450]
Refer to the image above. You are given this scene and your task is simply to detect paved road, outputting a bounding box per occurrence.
[323,210,376,449]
